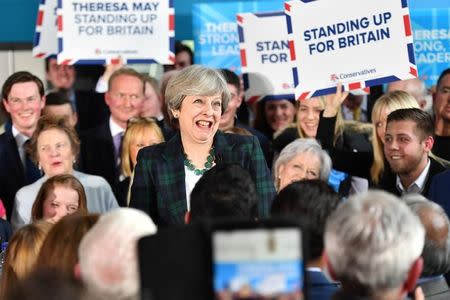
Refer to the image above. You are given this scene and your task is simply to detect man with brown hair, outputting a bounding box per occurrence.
[0,71,45,219]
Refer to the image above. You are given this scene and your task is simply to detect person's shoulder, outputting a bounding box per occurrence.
[219,131,257,145]
[0,129,13,146]
[74,171,109,188]
[272,127,298,152]
[16,178,44,200]
[432,168,450,183]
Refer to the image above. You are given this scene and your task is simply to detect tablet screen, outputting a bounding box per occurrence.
[212,228,304,300]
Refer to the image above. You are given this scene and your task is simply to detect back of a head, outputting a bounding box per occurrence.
[403,193,450,277]
[78,208,157,300]
[325,190,425,294]
[189,164,258,222]
[5,267,86,300]
[0,221,52,299]
[271,180,340,261]
[36,213,99,279]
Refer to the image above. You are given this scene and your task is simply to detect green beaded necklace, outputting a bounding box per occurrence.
[184,147,215,176]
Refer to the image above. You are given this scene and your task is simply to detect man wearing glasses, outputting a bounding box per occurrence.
[79,68,144,202]
[0,71,45,219]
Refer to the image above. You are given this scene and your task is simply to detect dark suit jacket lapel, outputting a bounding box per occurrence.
[5,130,25,183]
[160,132,187,223]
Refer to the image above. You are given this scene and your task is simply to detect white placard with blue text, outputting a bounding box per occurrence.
[32,0,58,58]
[57,0,174,65]
[286,0,417,100]
[192,1,285,74]
[238,12,294,103]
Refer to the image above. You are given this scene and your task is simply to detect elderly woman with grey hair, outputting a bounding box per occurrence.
[129,65,276,226]
[273,138,332,191]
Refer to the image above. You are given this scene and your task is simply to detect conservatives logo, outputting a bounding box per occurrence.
[330,68,377,82]
[330,74,339,82]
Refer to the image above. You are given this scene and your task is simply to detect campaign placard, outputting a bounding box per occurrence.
[411,8,450,87]
[57,0,174,65]
[286,0,417,100]
[237,12,294,104]
[192,1,285,74]
[32,0,58,58]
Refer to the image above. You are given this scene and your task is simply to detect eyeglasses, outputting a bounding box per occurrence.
[8,96,40,108]
[111,92,142,102]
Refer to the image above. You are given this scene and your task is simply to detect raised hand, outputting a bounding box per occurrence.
[323,82,349,117]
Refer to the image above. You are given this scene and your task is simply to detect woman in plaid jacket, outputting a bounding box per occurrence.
[129,65,276,226]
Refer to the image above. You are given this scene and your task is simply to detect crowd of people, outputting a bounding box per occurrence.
[0,40,449,300]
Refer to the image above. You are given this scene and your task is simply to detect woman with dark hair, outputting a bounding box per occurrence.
[31,174,88,224]
[253,98,297,140]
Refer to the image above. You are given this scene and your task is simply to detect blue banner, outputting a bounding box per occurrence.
[192,1,284,74]
[411,8,450,87]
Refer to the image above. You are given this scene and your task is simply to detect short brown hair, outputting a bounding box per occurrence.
[2,71,45,101]
[31,174,88,222]
[387,108,434,140]
[26,115,80,164]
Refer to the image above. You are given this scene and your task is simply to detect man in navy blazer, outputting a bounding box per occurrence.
[79,68,144,201]
[380,108,447,197]
[429,170,450,221]
[0,72,45,219]
[271,180,341,300]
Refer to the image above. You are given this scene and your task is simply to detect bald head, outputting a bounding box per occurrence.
[387,79,428,110]
[403,194,450,277]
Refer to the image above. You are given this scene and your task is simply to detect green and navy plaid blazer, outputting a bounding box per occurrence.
[129,131,276,226]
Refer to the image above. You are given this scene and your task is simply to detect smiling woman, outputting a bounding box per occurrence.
[129,65,276,226]
[11,116,118,231]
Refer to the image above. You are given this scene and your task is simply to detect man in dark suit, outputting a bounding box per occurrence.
[271,180,341,300]
[79,68,144,201]
[403,194,450,300]
[45,56,109,131]
[0,72,45,219]
[380,108,447,196]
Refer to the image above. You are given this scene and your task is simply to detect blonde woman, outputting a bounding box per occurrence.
[273,96,345,153]
[0,221,52,299]
[319,90,419,186]
[119,117,164,206]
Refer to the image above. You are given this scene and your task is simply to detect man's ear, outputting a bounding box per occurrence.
[184,211,191,224]
[73,263,82,280]
[403,257,423,293]
[104,91,112,107]
[323,251,337,281]
[424,136,434,152]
